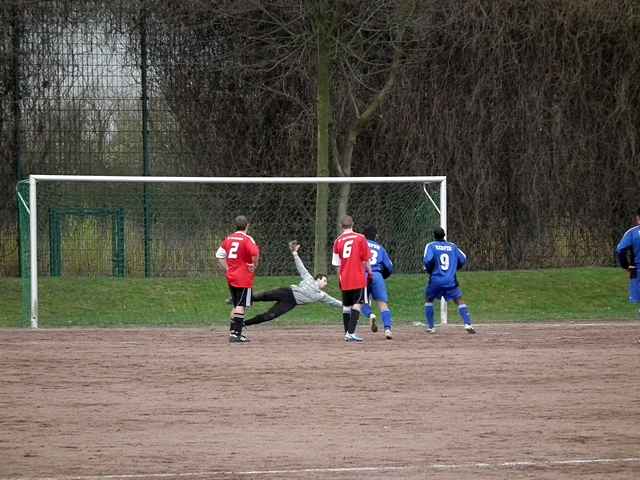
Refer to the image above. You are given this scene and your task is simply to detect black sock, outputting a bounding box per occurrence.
[347,309,360,334]
[230,316,244,335]
[343,312,350,333]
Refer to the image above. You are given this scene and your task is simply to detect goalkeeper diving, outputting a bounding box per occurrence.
[243,241,342,331]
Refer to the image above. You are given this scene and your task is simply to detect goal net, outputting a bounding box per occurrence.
[17,176,446,328]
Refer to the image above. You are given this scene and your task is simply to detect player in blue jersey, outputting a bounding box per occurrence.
[615,208,640,307]
[359,225,395,339]
[422,227,476,334]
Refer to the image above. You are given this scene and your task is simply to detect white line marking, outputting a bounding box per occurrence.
[4,457,640,480]
[432,457,640,469]
[408,321,640,329]
[0,466,409,480]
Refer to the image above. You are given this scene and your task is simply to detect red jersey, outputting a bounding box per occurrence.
[332,230,371,290]
[215,231,260,288]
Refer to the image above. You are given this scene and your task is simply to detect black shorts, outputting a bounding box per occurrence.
[341,288,366,307]
[228,285,252,308]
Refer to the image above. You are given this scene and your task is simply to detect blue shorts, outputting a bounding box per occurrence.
[425,284,463,302]
[368,272,388,303]
[629,278,640,304]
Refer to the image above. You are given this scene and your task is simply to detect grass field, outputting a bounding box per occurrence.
[1,267,636,328]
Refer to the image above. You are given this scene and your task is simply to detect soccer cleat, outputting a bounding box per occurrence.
[425,328,436,334]
[344,333,364,342]
[464,325,476,334]
[229,333,250,343]
[384,328,393,340]
[369,314,378,333]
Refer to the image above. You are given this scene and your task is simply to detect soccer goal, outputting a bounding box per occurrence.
[17,175,447,328]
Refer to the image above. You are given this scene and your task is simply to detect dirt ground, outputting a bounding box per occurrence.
[1,322,639,480]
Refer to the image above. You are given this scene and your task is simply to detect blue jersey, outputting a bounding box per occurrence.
[616,225,640,268]
[423,240,467,288]
[367,240,393,278]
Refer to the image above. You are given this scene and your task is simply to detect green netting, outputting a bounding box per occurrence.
[49,208,125,277]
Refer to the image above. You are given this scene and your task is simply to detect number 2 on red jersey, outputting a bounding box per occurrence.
[228,241,239,259]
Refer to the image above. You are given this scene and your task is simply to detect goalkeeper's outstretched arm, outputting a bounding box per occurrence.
[289,241,315,282]
[320,294,342,309]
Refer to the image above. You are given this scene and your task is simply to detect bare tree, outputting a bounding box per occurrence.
[143,0,420,272]
[329,0,416,231]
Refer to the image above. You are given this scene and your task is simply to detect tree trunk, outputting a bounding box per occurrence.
[336,183,350,233]
[335,130,355,233]
[313,20,330,275]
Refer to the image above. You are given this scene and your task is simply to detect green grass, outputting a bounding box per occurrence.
[0,267,636,328]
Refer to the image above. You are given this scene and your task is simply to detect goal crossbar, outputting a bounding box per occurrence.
[30,175,446,184]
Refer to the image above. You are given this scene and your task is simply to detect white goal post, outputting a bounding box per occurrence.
[22,175,447,328]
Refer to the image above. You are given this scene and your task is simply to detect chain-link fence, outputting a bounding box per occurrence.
[2,0,638,278]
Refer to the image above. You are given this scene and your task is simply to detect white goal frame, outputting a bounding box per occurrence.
[24,175,447,328]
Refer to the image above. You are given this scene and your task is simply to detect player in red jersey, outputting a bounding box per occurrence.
[216,215,260,343]
[332,215,372,342]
